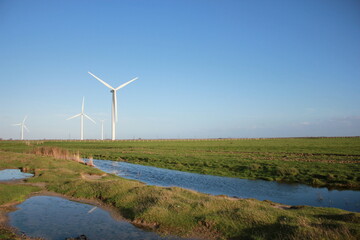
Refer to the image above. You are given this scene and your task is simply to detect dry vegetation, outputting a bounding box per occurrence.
[31,146,95,167]
[32,146,84,163]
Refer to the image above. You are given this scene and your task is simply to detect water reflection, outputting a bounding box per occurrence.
[0,169,33,181]
[93,159,360,212]
[9,196,187,240]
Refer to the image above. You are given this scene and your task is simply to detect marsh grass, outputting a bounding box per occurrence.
[2,137,356,189]
[0,184,40,205]
[1,150,359,239]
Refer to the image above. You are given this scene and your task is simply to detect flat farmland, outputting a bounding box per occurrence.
[1,137,359,189]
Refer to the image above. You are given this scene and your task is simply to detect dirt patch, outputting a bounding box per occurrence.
[80,173,107,180]
[26,182,47,188]
[0,179,46,188]
[187,224,222,240]
[0,179,27,184]
[262,200,292,210]
[272,204,292,210]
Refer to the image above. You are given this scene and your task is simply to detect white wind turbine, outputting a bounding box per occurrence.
[12,116,29,140]
[67,97,96,140]
[88,72,138,140]
[100,120,105,140]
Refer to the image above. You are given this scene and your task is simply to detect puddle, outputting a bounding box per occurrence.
[9,196,188,240]
[0,169,34,181]
[93,159,360,212]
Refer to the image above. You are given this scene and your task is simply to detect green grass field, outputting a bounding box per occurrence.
[0,137,359,189]
[1,149,359,239]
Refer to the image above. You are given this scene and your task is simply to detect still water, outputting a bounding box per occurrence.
[0,169,33,181]
[9,196,187,240]
[93,159,360,212]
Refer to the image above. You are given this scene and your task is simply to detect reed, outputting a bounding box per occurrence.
[86,156,95,167]
[32,147,85,164]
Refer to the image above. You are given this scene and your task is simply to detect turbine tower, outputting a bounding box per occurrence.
[12,116,29,140]
[88,72,138,140]
[67,97,96,140]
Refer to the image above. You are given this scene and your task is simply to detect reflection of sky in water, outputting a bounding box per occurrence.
[93,159,360,212]
[0,169,33,181]
[10,196,189,240]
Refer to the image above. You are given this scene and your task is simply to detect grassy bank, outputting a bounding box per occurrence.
[0,150,360,239]
[0,184,41,240]
[0,138,359,189]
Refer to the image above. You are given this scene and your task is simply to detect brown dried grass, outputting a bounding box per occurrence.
[86,156,95,167]
[32,147,85,164]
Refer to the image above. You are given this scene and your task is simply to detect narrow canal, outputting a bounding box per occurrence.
[93,159,360,212]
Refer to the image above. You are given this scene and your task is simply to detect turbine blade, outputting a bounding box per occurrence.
[84,114,96,124]
[23,116,27,123]
[24,125,30,132]
[12,123,21,126]
[88,72,115,90]
[82,97,85,113]
[67,113,81,120]
[115,77,138,90]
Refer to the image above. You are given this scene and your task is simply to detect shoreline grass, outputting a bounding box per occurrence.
[0,150,359,239]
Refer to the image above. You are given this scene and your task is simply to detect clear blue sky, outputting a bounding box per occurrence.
[1,0,359,140]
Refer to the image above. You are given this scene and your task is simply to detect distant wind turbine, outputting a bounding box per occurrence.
[100,120,105,140]
[88,72,138,140]
[67,97,96,140]
[12,116,29,140]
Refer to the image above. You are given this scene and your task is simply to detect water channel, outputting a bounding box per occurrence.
[9,196,189,240]
[0,169,33,181]
[93,159,360,212]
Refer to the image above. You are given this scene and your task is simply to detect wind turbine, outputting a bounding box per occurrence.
[67,97,96,140]
[88,72,138,140]
[12,116,29,140]
[100,120,105,140]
